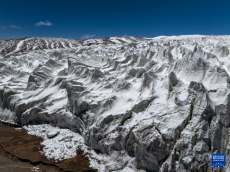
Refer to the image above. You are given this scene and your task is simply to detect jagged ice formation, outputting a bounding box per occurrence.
[0,35,230,171]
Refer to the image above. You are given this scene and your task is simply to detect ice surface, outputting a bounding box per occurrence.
[1,35,230,171]
[47,129,60,138]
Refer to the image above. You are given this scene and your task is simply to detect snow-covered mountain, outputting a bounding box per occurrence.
[1,35,230,171]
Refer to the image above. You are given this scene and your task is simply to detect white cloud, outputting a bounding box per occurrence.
[35,21,53,26]
[81,34,96,39]
[11,25,21,29]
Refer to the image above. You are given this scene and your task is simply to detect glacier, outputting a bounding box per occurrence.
[0,35,230,171]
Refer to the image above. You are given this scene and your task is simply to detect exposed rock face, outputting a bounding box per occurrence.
[1,35,230,171]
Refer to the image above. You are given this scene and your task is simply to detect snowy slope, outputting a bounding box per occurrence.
[1,35,230,171]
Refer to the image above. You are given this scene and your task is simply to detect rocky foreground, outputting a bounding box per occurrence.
[0,35,230,171]
[0,122,95,172]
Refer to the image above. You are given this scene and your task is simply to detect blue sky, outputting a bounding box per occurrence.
[1,0,230,39]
